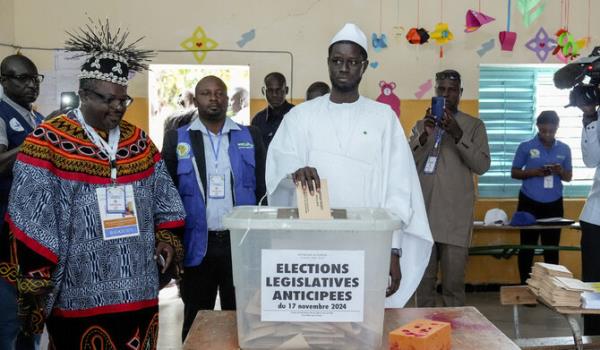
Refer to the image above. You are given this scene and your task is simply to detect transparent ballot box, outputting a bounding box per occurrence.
[223,206,401,349]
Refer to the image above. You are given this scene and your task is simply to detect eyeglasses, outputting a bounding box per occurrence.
[84,89,133,108]
[1,74,44,84]
[435,71,461,82]
[328,57,366,68]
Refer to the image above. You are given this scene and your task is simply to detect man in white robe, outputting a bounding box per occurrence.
[265,23,433,307]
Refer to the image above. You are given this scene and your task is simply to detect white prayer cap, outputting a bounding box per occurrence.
[330,23,368,54]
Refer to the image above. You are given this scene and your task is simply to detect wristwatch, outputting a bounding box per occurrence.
[391,248,402,257]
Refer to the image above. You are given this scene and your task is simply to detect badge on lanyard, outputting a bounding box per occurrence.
[209,174,226,199]
[96,185,140,240]
[544,175,554,189]
[424,156,438,174]
[424,128,444,175]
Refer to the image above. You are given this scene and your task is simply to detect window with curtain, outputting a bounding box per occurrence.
[478,64,593,198]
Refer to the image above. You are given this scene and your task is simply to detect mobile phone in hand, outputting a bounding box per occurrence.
[431,96,445,124]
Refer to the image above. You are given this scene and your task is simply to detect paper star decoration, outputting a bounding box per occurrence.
[430,23,454,45]
[371,33,388,52]
[180,26,218,64]
[525,27,556,62]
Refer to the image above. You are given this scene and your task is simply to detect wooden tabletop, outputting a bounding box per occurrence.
[183,306,519,350]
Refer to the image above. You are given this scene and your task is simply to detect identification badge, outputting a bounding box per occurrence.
[544,175,554,189]
[208,174,226,199]
[96,185,140,240]
[106,186,126,213]
[424,156,438,174]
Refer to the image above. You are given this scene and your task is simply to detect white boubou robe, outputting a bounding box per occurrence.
[266,94,433,307]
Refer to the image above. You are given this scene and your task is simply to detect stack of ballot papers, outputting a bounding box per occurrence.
[526,263,594,307]
[582,283,600,309]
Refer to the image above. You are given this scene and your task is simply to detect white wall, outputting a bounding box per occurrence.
[0,0,15,59]
[9,0,599,99]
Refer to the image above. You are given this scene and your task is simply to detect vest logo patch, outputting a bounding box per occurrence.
[529,148,540,159]
[9,118,24,132]
[176,142,191,159]
[237,141,254,149]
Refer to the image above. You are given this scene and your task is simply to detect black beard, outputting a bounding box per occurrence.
[331,79,360,93]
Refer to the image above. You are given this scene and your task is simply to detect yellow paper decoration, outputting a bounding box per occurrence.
[430,23,454,45]
[180,26,218,64]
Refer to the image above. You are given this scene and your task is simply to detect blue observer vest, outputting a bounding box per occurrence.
[176,125,257,267]
[0,100,43,197]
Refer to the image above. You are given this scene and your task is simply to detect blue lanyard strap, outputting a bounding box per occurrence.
[433,127,445,149]
[206,128,223,166]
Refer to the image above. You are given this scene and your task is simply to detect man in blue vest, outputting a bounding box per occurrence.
[162,75,266,341]
[0,54,44,350]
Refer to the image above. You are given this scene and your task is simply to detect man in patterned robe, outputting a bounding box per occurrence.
[6,21,186,349]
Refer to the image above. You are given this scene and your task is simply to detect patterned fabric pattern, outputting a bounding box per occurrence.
[0,262,17,283]
[20,114,159,181]
[47,307,159,349]
[8,115,185,315]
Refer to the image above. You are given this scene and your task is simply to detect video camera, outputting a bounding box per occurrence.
[554,46,600,108]
[554,46,600,89]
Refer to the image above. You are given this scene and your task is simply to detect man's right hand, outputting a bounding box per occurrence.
[419,108,436,145]
[292,167,320,194]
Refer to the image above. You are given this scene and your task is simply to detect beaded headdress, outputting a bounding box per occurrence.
[65,19,154,86]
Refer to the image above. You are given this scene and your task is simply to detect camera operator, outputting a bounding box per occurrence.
[570,84,600,335]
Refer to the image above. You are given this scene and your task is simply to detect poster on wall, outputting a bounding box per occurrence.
[35,50,85,116]
[261,249,365,322]
[148,64,250,149]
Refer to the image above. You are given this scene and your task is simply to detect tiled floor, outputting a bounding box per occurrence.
[154,287,578,349]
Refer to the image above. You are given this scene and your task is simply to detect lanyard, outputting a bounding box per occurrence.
[206,127,223,170]
[433,127,445,150]
[74,109,121,182]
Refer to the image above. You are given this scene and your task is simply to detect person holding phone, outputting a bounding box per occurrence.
[409,69,491,307]
[511,110,572,285]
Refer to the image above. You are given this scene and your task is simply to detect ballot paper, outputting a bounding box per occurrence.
[295,179,332,219]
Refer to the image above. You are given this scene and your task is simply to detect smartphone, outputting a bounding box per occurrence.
[431,96,445,123]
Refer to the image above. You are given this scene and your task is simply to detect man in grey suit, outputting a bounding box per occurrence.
[409,69,490,307]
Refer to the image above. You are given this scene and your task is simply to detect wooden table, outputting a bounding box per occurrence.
[540,298,600,350]
[183,307,519,349]
[502,285,600,350]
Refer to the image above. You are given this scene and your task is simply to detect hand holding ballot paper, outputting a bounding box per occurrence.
[295,179,332,220]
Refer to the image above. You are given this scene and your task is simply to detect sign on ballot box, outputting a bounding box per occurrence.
[261,249,365,322]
